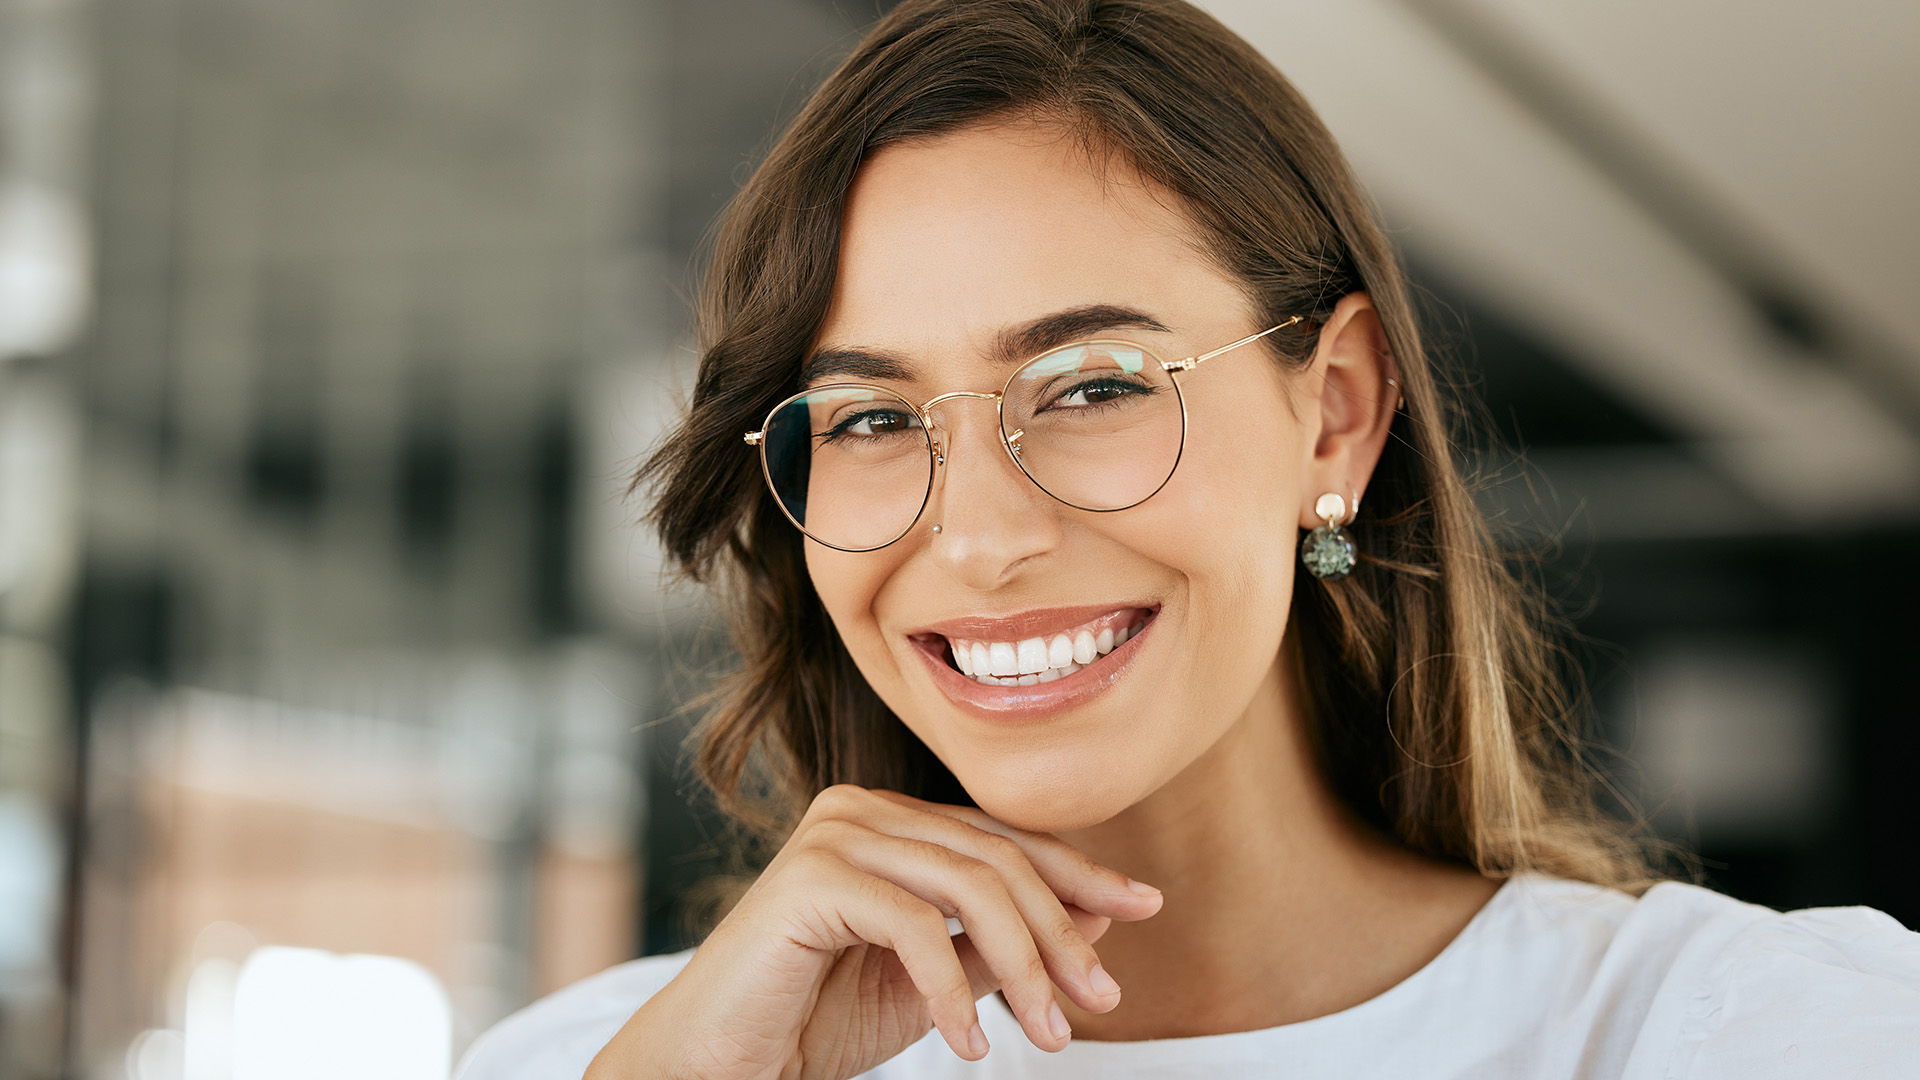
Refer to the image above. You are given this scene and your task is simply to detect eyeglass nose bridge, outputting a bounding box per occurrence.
[915,389,1014,468]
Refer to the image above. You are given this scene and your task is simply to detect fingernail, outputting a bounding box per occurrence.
[1088,963,1120,996]
[1126,877,1162,898]
[967,1023,990,1057]
[1047,1001,1071,1042]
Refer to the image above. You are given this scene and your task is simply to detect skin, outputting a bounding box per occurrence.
[589,119,1497,1079]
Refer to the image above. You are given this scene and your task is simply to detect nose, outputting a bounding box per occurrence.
[924,399,1062,591]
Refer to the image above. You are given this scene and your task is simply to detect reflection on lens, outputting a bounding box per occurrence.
[1002,342,1183,511]
[760,385,932,550]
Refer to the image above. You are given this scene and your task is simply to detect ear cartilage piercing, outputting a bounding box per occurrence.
[1302,491,1357,581]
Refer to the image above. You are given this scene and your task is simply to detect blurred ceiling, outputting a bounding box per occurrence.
[1203,0,1920,526]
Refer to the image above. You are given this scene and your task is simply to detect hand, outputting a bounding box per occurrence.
[585,784,1164,1080]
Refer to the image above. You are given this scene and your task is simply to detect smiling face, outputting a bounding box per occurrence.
[804,121,1325,833]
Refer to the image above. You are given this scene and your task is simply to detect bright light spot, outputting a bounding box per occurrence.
[183,958,238,1080]
[0,792,60,974]
[231,947,452,1080]
[127,1028,185,1080]
[0,181,90,361]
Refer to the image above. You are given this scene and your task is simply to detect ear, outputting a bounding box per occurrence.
[1295,291,1400,530]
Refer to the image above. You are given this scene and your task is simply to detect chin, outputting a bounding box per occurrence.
[951,753,1144,834]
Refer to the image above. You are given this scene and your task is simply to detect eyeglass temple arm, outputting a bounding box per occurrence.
[1160,315,1305,372]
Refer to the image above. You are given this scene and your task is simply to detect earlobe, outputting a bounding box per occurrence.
[1299,292,1397,532]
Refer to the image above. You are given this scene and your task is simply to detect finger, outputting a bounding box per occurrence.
[948,907,1110,1003]
[933,828,1124,1013]
[819,812,1120,1015]
[806,790,1134,1012]
[1066,904,1113,945]
[825,823,1078,1049]
[868,790,1164,920]
[797,853,991,1062]
[846,796,1145,1010]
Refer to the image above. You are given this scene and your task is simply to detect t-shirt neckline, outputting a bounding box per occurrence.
[1005,873,1525,1054]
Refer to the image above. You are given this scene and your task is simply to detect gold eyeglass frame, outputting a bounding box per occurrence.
[743,315,1307,552]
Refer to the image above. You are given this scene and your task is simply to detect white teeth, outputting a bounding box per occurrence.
[947,615,1148,686]
[988,641,1018,676]
[1072,630,1096,665]
[1015,637,1047,675]
[1047,634,1073,668]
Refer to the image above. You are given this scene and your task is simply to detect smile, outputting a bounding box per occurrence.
[943,608,1149,686]
[907,605,1158,720]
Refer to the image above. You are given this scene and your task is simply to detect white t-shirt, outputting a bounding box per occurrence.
[456,875,1920,1078]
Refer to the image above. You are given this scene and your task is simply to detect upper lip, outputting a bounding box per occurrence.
[907,603,1158,642]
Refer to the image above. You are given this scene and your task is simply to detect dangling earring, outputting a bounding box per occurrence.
[1301,491,1357,581]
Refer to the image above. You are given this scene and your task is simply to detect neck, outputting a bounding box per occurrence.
[1057,648,1498,1040]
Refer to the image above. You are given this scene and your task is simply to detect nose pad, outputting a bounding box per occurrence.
[921,404,1009,525]
[1004,427,1024,460]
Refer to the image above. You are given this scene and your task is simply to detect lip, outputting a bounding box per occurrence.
[908,606,1158,721]
[908,603,1156,642]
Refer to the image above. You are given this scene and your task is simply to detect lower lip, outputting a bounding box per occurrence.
[912,611,1157,721]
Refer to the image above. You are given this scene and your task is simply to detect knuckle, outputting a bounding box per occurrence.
[1017,951,1050,989]
[786,844,851,886]
[950,853,1002,891]
[937,967,972,1002]
[903,897,951,939]
[809,783,868,817]
[803,816,860,848]
[976,832,1025,865]
[1041,905,1081,942]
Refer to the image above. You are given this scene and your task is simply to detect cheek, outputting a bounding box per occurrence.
[1127,375,1306,675]
[1149,373,1307,569]
[804,543,905,669]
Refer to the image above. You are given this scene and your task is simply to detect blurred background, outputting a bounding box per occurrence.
[0,0,1913,1076]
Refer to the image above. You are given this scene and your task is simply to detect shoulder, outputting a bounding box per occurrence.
[1639,884,1920,1077]
[454,950,695,1080]
[1505,876,1920,1078]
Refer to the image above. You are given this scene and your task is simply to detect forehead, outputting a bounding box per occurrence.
[817,120,1237,362]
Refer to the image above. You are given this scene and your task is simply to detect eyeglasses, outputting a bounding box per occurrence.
[743,316,1307,552]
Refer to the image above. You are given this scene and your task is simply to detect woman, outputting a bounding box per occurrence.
[462,1,1920,1076]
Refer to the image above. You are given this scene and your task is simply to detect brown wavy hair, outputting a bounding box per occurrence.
[638,0,1656,889]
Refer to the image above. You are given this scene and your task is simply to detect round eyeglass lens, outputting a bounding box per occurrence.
[1000,341,1185,511]
[760,384,934,551]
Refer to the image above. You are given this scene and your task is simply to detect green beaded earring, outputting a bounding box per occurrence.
[1301,491,1357,581]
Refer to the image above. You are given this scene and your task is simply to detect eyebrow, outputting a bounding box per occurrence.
[800,304,1174,386]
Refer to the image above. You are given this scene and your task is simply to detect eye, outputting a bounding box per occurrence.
[1050,377,1154,410]
[822,407,923,440]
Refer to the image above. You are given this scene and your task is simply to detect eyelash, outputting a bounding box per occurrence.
[1042,376,1157,412]
[819,408,923,442]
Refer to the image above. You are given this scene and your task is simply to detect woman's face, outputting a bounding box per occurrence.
[806,121,1347,833]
